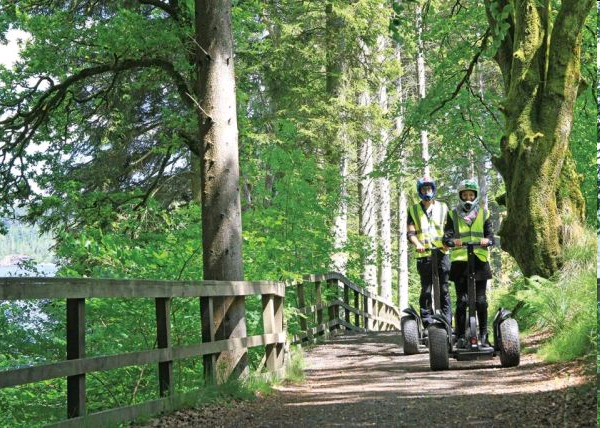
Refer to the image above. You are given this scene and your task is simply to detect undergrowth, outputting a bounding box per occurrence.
[489,226,596,364]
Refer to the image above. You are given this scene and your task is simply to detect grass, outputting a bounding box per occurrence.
[118,345,307,428]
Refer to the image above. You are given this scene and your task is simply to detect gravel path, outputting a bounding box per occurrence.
[134,331,596,427]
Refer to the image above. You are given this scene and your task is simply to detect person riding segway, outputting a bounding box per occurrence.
[402,176,453,355]
[426,178,520,370]
[445,179,493,349]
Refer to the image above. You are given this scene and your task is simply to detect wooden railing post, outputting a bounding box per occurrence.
[327,279,338,331]
[274,294,284,371]
[354,289,359,328]
[262,293,284,374]
[363,294,370,330]
[155,297,173,397]
[200,296,217,383]
[297,282,309,342]
[344,283,350,326]
[66,298,86,418]
[315,280,323,336]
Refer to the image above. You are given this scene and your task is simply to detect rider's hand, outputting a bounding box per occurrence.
[480,238,490,247]
[415,243,426,253]
[453,239,462,247]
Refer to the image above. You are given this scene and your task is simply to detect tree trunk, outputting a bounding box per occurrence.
[485,0,592,277]
[357,39,378,298]
[196,0,246,383]
[331,155,349,274]
[397,174,409,309]
[377,142,392,300]
[394,43,409,309]
[357,100,378,295]
[415,2,429,175]
[326,3,349,274]
[376,36,392,301]
[191,152,202,204]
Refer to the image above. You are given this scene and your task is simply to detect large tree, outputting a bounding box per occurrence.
[484,0,593,277]
[196,0,246,382]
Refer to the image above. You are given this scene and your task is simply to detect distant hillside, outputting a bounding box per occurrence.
[0,219,55,263]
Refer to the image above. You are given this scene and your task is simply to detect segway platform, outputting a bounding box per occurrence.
[454,346,495,361]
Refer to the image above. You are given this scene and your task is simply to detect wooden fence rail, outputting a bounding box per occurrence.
[0,273,402,427]
[0,277,285,428]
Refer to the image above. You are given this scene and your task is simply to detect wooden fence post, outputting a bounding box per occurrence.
[262,293,284,374]
[297,283,309,342]
[363,294,369,330]
[274,294,284,371]
[315,280,323,336]
[200,296,217,383]
[155,297,173,397]
[344,283,350,326]
[327,279,338,331]
[353,289,359,328]
[66,298,86,418]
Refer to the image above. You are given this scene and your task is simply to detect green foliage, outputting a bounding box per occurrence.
[55,202,202,280]
[489,227,596,362]
[242,144,339,281]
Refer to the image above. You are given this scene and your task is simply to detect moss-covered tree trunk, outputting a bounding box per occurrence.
[485,0,592,277]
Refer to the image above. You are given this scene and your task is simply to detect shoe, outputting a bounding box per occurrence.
[478,333,489,346]
[455,336,466,348]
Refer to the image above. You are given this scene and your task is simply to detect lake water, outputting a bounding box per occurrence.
[1,264,57,331]
[0,263,57,277]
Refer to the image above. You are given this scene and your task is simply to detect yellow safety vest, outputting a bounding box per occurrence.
[408,201,448,258]
[450,208,489,262]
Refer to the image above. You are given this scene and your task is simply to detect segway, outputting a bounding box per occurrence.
[427,247,453,369]
[428,243,520,370]
[401,247,449,355]
[400,305,426,355]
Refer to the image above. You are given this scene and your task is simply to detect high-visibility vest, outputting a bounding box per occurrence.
[408,201,449,258]
[450,208,489,262]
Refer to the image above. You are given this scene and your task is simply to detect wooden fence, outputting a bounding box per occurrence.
[0,277,285,428]
[0,273,401,427]
[290,272,402,343]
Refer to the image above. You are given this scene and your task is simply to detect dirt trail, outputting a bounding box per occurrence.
[135,331,595,427]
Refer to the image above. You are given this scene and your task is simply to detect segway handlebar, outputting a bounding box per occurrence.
[445,241,493,249]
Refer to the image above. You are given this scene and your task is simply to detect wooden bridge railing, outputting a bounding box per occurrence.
[0,277,285,428]
[288,272,402,344]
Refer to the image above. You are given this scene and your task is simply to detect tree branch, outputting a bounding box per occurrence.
[428,28,490,117]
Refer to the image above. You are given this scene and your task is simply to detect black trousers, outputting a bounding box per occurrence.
[453,276,488,337]
[416,253,452,328]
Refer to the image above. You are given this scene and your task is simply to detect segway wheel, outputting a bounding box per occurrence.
[498,318,520,367]
[401,317,420,355]
[428,325,449,370]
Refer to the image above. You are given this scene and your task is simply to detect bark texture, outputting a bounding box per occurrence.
[485,0,592,277]
[196,0,246,383]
